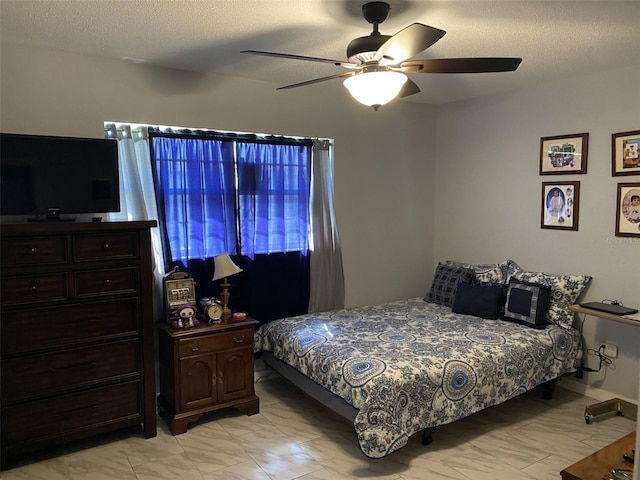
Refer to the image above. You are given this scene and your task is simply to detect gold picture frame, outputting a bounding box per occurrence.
[612,130,640,176]
[539,133,588,175]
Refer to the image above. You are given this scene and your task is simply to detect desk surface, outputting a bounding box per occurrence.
[570,304,640,327]
[561,431,635,480]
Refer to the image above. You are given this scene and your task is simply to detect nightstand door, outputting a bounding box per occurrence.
[179,353,217,411]
[218,347,254,403]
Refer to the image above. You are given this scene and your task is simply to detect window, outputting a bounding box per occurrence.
[150,132,311,266]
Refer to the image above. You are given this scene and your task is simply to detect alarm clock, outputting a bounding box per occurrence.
[201,297,224,324]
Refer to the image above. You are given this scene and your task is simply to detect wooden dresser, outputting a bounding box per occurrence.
[0,221,157,464]
[157,319,259,434]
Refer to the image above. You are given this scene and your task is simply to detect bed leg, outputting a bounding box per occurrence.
[542,381,555,400]
[421,429,434,446]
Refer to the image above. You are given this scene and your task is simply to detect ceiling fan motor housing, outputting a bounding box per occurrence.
[347,34,390,63]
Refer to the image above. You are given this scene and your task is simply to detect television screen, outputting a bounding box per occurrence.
[0,133,120,218]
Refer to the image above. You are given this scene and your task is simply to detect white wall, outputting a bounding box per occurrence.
[2,43,637,402]
[434,64,640,402]
[0,44,436,310]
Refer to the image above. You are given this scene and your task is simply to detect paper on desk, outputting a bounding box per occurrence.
[622,311,640,322]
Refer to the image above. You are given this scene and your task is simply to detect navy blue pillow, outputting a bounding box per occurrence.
[501,278,551,329]
[426,262,475,307]
[452,281,504,319]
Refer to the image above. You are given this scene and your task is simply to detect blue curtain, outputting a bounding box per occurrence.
[236,142,310,256]
[151,136,237,265]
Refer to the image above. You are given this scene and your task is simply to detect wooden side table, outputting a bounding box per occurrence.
[560,431,635,480]
[157,318,260,435]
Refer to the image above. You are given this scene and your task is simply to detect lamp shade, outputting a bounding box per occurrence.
[212,253,242,281]
[343,71,408,109]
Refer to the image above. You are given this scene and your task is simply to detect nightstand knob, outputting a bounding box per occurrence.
[190,342,201,352]
[233,334,245,344]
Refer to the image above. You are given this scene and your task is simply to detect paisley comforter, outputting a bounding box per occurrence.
[255,297,582,458]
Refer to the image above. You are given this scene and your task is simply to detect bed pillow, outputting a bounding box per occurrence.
[498,259,522,283]
[511,268,591,327]
[501,278,551,329]
[445,260,505,283]
[452,281,505,319]
[426,262,475,307]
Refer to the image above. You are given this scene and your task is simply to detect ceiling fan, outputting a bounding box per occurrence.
[242,1,522,110]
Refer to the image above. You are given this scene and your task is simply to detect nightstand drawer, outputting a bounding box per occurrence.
[73,232,138,262]
[1,235,68,266]
[2,340,140,402]
[1,273,68,305]
[1,381,141,446]
[75,267,138,297]
[178,328,254,357]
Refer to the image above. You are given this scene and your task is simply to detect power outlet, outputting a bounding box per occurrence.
[603,341,618,359]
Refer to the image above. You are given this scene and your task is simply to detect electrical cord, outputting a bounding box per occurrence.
[583,344,616,372]
[602,299,624,306]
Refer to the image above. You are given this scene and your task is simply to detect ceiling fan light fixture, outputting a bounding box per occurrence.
[343,70,408,110]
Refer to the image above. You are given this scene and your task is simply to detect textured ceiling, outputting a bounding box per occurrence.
[1,0,639,105]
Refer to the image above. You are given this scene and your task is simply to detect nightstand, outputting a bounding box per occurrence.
[157,318,260,435]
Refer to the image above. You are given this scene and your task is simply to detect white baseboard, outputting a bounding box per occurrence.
[558,377,639,405]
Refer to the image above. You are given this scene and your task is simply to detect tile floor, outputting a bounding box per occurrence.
[1,368,635,480]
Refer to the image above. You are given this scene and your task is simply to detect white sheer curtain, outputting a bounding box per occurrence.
[308,139,345,313]
[104,123,165,322]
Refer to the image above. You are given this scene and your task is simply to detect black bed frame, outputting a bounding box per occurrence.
[261,351,562,448]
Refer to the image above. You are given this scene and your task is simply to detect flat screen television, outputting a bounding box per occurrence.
[1,133,120,220]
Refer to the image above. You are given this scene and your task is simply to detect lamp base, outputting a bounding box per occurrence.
[220,278,232,320]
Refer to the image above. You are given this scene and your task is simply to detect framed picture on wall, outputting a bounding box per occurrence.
[615,182,640,237]
[612,130,640,176]
[541,181,580,231]
[539,133,588,175]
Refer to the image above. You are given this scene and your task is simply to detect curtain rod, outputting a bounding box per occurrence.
[147,127,313,147]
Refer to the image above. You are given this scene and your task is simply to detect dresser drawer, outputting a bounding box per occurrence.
[1,235,68,266]
[73,232,138,262]
[178,328,253,357]
[1,273,68,306]
[75,267,138,297]
[1,381,141,446]
[2,340,140,402]
[2,298,139,355]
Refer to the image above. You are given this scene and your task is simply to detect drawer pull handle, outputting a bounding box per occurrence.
[102,243,110,250]
[30,284,38,292]
[233,335,245,344]
[103,279,111,286]
[56,404,98,416]
[190,342,201,352]
[28,247,37,254]
[218,372,223,384]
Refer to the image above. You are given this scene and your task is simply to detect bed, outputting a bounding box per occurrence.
[254,260,591,459]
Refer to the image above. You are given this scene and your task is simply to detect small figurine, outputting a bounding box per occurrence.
[171,305,199,329]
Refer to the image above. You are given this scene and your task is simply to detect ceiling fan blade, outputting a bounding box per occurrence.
[375,23,446,65]
[400,57,522,74]
[398,79,420,98]
[276,71,356,90]
[241,50,358,68]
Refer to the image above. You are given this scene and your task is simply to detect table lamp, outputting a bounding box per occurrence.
[212,253,242,320]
